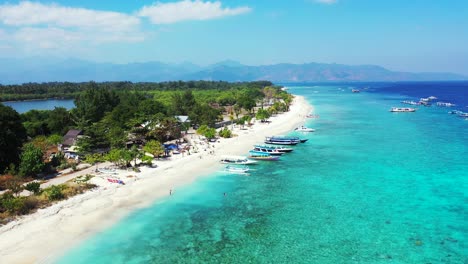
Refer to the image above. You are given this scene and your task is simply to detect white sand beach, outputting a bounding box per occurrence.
[0,96,312,264]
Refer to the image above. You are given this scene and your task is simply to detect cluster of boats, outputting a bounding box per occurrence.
[449,110,468,119]
[400,96,456,108]
[396,96,466,121]
[221,135,308,173]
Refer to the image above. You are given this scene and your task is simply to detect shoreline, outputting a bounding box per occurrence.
[0,95,313,264]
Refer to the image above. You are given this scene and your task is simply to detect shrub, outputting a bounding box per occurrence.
[20,196,38,214]
[1,195,25,214]
[218,127,232,138]
[44,185,65,201]
[25,182,41,195]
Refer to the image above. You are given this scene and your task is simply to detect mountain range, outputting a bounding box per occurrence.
[0,58,466,84]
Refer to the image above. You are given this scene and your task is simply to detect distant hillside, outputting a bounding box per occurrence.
[0,58,465,84]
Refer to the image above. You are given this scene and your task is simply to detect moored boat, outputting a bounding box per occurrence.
[252,146,284,155]
[352,89,360,93]
[265,136,308,145]
[248,151,280,161]
[265,137,298,145]
[255,145,293,153]
[220,155,257,165]
[390,107,416,112]
[224,165,250,174]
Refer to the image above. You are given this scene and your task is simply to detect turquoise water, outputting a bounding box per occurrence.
[2,99,75,113]
[57,85,467,263]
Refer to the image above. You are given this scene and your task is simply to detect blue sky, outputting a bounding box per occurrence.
[0,0,467,74]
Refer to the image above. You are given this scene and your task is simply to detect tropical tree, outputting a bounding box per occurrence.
[47,107,72,135]
[256,108,271,122]
[47,134,63,146]
[0,104,27,172]
[19,143,45,177]
[143,140,164,159]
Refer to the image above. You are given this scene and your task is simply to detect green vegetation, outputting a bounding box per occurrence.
[0,104,27,173]
[0,180,96,224]
[25,182,41,195]
[0,80,295,225]
[143,140,165,158]
[218,127,232,138]
[18,143,45,177]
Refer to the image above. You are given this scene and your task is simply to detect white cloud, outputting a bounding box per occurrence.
[315,0,338,4]
[0,1,146,56]
[0,1,140,31]
[138,0,252,24]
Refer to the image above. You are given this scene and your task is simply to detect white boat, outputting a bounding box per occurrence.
[255,145,293,153]
[390,107,416,112]
[436,102,456,107]
[252,146,284,156]
[428,96,438,100]
[294,126,315,132]
[224,165,250,174]
[220,155,257,165]
[352,89,360,93]
[401,100,420,105]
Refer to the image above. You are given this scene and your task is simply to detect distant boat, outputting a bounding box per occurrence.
[427,96,438,100]
[352,89,360,93]
[419,101,431,106]
[224,165,250,174]
[390,107,416,112]
[436,102,456,107]
[248,151,280,161]
[401,100,421,105]
[294,126,315,132]
[255,145,293,153]
[220,155,257,165]
[252,146,284,156]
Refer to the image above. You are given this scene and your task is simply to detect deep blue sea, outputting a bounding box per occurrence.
[57,82,467,264]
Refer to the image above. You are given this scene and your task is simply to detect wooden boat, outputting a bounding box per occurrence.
[254,145,293,153]
[265,135,308,145]
[224,165,250,174]
[220,155,257,165]
[252,146,284,156]
[248,151,280,161]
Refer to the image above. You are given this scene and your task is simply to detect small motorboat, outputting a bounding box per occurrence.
[436,102,456,107]
[295,126,315,132]
[252,146,284,156]
[255,145,293,153]
[224,165,250,174]
[248,151,280,161]
[220,155,257,165]
[390,107,416,112]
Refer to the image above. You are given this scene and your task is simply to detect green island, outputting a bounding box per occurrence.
[0,80,292,224]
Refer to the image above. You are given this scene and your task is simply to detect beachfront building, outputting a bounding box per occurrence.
[59,129,83,151]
